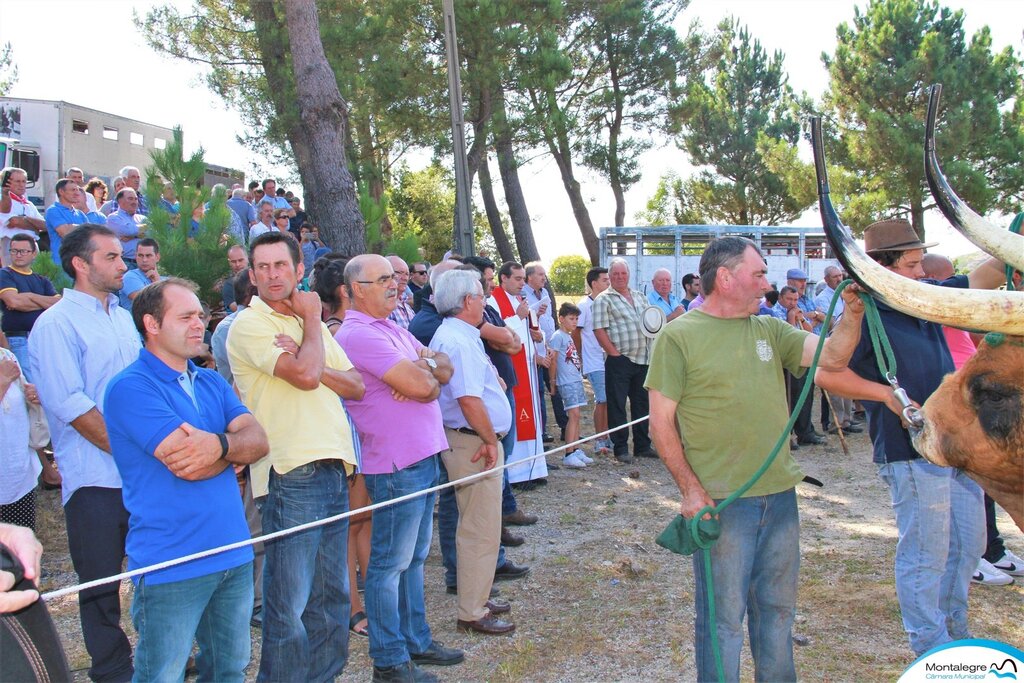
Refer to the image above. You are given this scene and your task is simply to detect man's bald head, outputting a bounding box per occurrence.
[921,253,955,281]
[429,260,462,289]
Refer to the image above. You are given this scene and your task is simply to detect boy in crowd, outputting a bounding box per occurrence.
[548,303,591,469]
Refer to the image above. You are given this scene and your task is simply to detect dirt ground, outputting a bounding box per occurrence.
[35,394,1023,682]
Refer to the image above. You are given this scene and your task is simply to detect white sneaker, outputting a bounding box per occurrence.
[562,452,587,469]
[972,558,1014,586]
[993,549,1024,577]
[574,449,594,465]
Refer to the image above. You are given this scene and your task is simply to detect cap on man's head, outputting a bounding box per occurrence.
[786,268,808,280]
[864,218,938,254]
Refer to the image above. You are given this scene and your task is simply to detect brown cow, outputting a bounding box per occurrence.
[912,335,1024,531]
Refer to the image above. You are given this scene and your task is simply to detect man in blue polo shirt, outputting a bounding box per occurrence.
[104,277,269,682]
[106,188,147,269]
[816,218,1008,658]
[43,178,88,265]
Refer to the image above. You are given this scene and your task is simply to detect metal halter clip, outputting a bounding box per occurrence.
[886,374,925,436]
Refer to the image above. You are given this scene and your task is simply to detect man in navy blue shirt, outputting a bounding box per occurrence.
[816,218,1009,657]
[104,278,269,682]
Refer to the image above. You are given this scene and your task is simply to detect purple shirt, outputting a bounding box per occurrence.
[335,309,447,474]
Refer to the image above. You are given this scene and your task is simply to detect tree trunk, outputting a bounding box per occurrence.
[910,196,926,241]
[281,0,364,255]
[493,88,540,264]
[354,113,391,235]
[477,154,516,263]
[529,87,601,265]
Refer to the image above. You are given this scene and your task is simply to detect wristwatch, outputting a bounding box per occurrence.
[423,357,438,370]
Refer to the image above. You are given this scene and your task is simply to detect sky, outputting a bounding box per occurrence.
[2,0,1021,261]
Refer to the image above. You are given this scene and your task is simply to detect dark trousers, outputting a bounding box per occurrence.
[786,371,815,440]
[64,486,133,682]
[538,373,568,436]
[982,494,1006,563]
[604,355,651,455]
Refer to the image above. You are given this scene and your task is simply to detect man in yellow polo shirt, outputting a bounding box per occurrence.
[227,231,365,683]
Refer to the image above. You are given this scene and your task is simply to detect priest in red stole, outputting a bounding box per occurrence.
[489,262,547,483]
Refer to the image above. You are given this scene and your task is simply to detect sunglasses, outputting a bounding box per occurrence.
[412,270,427,276]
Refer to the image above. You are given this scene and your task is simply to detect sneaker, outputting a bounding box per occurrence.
[972,558,1014,586]
[562,452,587,469]
[993,550,1024,577]
[574,449,594,465]
[596,438,612,453]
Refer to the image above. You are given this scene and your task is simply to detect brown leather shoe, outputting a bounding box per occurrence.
[502,509,538,526]
[457,613,516,635]
[500,527,525,547]
[485,599,511,615]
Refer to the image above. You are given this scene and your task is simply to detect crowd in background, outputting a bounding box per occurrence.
[1,165,1022,683]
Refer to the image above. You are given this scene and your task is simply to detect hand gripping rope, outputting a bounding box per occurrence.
[657,280,910,682]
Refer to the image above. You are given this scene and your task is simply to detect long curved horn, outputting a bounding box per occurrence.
[925,83,1024,271]
[810,116,1024,335]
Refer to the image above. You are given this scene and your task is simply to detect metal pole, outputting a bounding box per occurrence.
[442,0,474,256]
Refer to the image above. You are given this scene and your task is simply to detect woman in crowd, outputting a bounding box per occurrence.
[85,177,108,212]
[311,256,373,638]
[0,350,51,531]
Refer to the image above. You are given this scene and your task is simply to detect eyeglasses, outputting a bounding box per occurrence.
[412,270,427,276]
[9,248,34,256]
[356,274,399,286]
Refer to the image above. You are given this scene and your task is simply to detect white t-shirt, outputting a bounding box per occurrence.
[0,200,42,240]
[576,295,606,375]
[248,221,273,242]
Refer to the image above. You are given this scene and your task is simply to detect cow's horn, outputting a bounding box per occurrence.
[811,116,1024,336]
[925,84,1024,271]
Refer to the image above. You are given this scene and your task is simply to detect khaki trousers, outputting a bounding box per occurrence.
[441,428,504,622]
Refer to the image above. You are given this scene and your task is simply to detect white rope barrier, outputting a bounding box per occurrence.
[40,415,652,602]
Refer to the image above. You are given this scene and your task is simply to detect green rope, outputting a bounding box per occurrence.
[661,279,895,682]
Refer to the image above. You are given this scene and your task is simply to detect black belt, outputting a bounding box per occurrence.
[4,331,28,337]
[452,427,507,440]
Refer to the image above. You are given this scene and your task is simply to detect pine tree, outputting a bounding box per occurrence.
[143,128,233,307]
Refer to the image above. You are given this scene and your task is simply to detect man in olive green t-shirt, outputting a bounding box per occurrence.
[645,237,864,682]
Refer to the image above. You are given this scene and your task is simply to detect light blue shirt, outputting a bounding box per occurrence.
[118,269,166,310]
[813,285,844,334]
[28,289,143,504]
[211,306,245,383]
[258,196,290,212]
[429,316,512,435]
[106,209,146,259]
[647,290,683,316]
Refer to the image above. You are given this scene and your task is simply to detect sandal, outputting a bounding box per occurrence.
[349,611,368,637]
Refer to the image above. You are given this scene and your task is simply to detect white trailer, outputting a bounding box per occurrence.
[599,224,838,297]
[0,97,176,209]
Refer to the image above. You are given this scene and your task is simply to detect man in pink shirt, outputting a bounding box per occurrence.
[335,254,463,682]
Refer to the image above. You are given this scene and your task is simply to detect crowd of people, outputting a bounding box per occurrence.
[1,165,1022,683]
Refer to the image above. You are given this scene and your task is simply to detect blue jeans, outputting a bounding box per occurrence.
[693,489,799,682]
[8,335,31,382]
[439,461,507,590]
[363,455,438,668]
[258,461,350,683]
[877,460,984,655]
[133,562,253,683]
